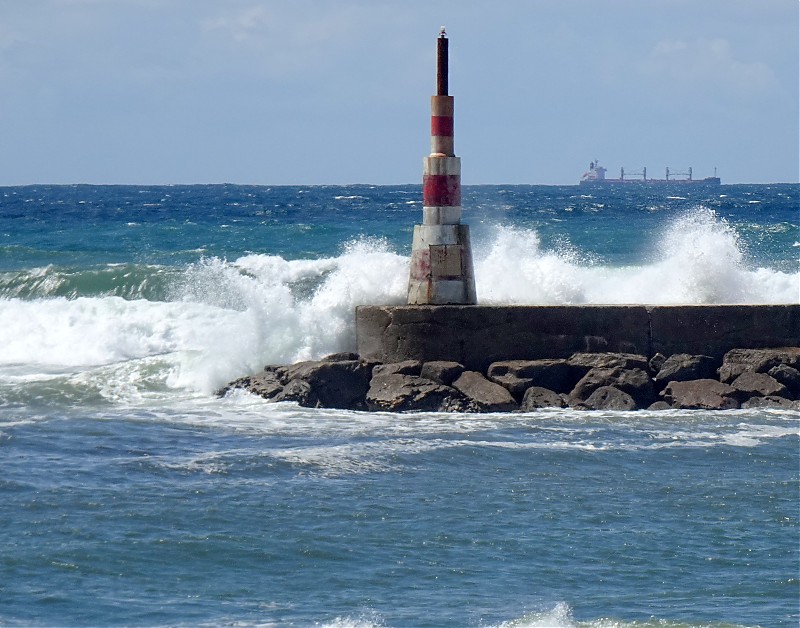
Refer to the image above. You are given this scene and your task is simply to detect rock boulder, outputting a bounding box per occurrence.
[648,352,667,374]
[741,396,800,409]
[567,352,650,377]
[661,379,740,410]
[487,359,573,396]
[219,368,283,400]
[570,367,654,408]
[420,361,464,386]
[273,379,314,405]
[452,371,518,413]
[654,354,717,388]
[280,359,373,409]
[372,360,422,377]
[520,386,566,410]
[579,386,637,411]
[366,374,464,412]
[767,364,800,398]
[730,372,788,399]
[719,347,800,383]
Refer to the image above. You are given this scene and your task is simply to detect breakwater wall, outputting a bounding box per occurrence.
[356,305,800,371]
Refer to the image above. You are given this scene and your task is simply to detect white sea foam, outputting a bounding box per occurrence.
[0,209,796,398]
[101,404,797,477]
[495,600,755,627]
[318,613,384,628]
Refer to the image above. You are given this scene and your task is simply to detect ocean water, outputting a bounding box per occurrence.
[0,183,798,627]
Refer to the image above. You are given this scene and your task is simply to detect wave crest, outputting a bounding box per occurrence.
[475,207,797,305]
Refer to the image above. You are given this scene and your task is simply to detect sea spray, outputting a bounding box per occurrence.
[473,207,797,305]
[474,226,590,304]
[640,206,797,304]
[166,237,408,393]
[654,206,749,303]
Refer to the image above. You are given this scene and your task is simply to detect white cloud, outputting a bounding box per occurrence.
[203,5,285,44]
[200,3,369,77]
[641,37,777,92]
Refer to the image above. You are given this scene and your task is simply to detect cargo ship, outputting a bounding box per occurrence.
[580,161,721,186]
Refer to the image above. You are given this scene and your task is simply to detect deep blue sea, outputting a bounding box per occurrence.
[1,183,798,627]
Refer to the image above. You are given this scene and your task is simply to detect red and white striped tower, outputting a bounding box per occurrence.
[407,27,477,305]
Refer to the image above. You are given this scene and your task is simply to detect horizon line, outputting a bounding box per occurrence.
[1,180,798,188]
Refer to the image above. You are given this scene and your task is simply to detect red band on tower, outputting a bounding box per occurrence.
[431,116,454,137]
[423,174,461,207]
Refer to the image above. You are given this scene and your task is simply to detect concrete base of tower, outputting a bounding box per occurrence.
[407,223,477,305]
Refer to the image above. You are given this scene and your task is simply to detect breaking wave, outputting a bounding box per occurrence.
[0,209,796,399]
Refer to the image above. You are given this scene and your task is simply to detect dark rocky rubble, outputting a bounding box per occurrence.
[219,347,800,412]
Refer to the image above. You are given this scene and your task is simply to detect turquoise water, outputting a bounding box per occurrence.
[0,184,798,626]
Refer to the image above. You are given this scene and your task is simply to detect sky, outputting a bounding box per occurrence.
[0,0,797,185]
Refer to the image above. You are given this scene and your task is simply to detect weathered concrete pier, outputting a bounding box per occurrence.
[356,304,800,371]
[224,305,800,412]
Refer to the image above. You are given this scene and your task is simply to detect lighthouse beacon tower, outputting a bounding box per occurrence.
[407,28,477,305]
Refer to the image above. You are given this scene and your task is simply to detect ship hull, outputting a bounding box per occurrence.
[579,177,721,187]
